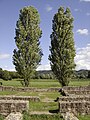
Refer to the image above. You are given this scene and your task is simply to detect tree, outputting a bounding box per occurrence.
[13,6,42,87]
[0,68,3,79]
[87,70,90,78]
[2,70,11,80]
[49,7,75,86]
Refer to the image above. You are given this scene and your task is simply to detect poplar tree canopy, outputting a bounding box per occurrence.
[49,7,76,86]
[13,6,42,87]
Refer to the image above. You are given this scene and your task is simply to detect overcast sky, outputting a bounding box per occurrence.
[0,0,90,71]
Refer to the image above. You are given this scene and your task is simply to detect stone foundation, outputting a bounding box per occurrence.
[0,86,60,92]
[0,100,29,116]
[59,101,90,115]
[58,95,90,102]
[0,96,40,102]
[61,85,90,96]
[58,86,90,115]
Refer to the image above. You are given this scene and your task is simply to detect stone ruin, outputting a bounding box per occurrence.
[58,85,90,116]
[0,95,40,102]
[0,85,60,92]
[0,100,29,117]
[5,112,23,120]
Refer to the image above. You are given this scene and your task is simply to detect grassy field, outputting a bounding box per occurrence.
[0,78,90,120]
[0,78,90,88]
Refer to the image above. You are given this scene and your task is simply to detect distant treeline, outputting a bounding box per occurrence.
[0,68,90,80]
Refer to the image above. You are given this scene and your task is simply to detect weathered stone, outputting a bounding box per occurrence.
[0,86,60,92]
[0,100,29,116]
[62,111,79,120]
[5,112,22,120]
[0,96,40,102]
[58,95,90,102]
[58,100,90,115]
[58,86,90,115]
[60,85,90,96]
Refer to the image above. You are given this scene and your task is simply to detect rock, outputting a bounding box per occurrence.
[62,112,79,120]
[5,112,22,120]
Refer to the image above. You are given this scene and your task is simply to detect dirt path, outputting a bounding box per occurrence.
[30,111,53,115]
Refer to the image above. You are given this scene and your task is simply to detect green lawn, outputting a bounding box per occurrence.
[29,101,58,112]
[69,79,90,86]
[0,78,90,88]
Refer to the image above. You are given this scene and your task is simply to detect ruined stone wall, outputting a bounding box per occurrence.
[58,95,90,102]
[0,86,60,92]
[59,101,90,115]
[0,100,29,116]
[0,96,40,102]
[61,85,90,95]
[58,86,90,115]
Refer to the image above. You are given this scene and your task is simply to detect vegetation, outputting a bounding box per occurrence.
[23,111,63,120]
[13,6,42,87]
[0,114,4,120]
[0,68,90,81]
[78,115,90,120]
[0,78,90,119]
[0,78,90,88]
[49,7,75,86]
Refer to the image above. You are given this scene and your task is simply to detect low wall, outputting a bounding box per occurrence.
[58,86,90,115]
[59,101,90,115]
[62,86,90,91]
[0,100,29,116]
[0,86,60,92]
[60,85,90,96]
[0,95,40,102]
[58,95,90,102]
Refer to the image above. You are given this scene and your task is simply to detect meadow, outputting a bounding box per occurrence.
[0,78,90,120]
[0,78,90,88]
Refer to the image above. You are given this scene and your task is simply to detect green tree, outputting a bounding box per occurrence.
[2,70,11,80]
[13,6,42,87]
[49,7,75,86]
[0,68,3,79]
[88,70,90,78]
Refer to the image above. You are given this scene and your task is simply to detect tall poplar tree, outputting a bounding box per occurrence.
[49,7,75,86]
[13,6,42,87]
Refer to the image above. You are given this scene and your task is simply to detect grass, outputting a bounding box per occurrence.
[0,79,60,88]
[0,78,90,88]
[78,115,90,120]
[0,91,18,95]
[23,111,63,120]
[0,114,4,120]
[69,79,90,86]
[0,78,90,119]
[29,101,58,112]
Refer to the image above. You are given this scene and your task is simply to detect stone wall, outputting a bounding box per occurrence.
[59,101,90,115]
[58,86,90,115]
[0,96,40,102]
[0,100,29,116]
[0,86,60,92]
[60,85,90,96]
[58,95,90,102]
